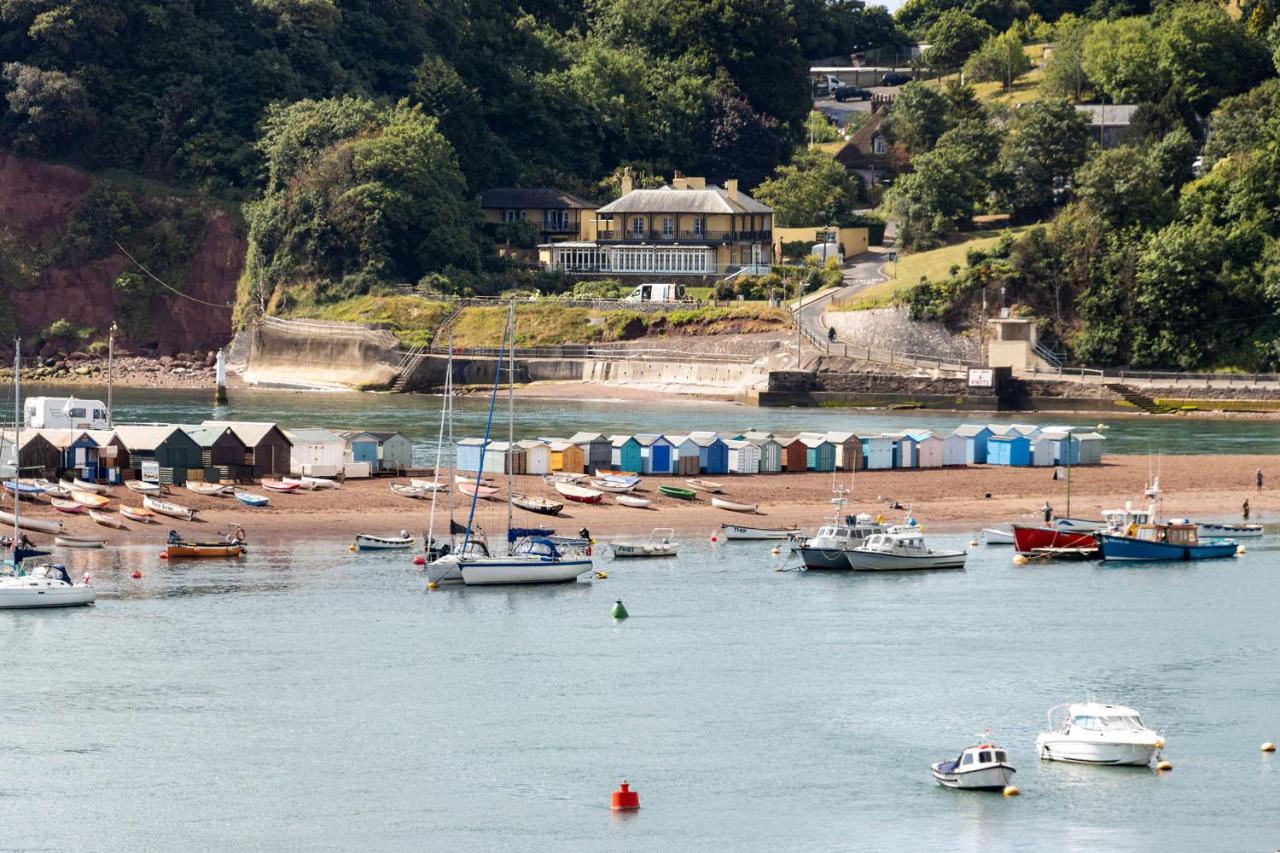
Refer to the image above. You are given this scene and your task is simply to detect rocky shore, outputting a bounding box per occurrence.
[0,349,234,390]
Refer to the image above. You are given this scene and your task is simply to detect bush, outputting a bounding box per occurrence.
[572,279,625,299]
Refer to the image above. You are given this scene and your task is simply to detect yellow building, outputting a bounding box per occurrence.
[480,188,597,262]
[538,175,773,277]
[772,226,869,263]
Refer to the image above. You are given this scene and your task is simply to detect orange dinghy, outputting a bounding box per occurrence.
[165,541,244,559]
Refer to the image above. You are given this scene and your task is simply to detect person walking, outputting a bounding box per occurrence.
[1243,498,1251,520]
[1257,467,1264,493]
[1042,501,1053,524]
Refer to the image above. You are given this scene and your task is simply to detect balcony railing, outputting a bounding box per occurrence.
[541,222,579,234]
[596,229,772,244]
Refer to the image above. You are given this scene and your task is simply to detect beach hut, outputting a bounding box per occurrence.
[517,440,552,475]
[667,435,701,476]
[341,432,380,469]
[113,425,203,483]
[285,428,346,475]
[800,434,837,472]
[570,432,613,474]
[0,429,63,479]
[1074,431,1104,465]
[368,431,414,472]
[825,431,863,471]
[689,433,729,475]
[203,421,293,477]
[725,439,761,474]
[887,434,916,469]
[745,435,784,474]
[862,435,894,470]
[943,425,986,466]
[910,431,945,468]
[1031,432,1059,467]
[483,441,526,475]
[609,435,643,474]
[779,436,808,473]
[184,425,253,480]
[34,429,98,480]
[455,438,488,475]
[543,440,585,475]
[987,434,1032,466]
[634,434,675,475]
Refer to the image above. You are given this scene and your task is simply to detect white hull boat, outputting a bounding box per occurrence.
[280,477,317,491]
[409,479,448,492]
[1198,522,1263,538]
[982,527,1015,545]
[36,480,71,498]
[66,478,107,494]
[616,495,651,508]
[710,497,757,513]
[301,476,339,489]
[554,482,603,504]
[187,482,232,496]
[391,483,430,499]
[0,565,95,608]
[143,496,196,521]
[120,506,156,524]
[847,526,966,571]
[89,510,127,530]
[0,510,61,535]
[931,744,1016,791]
[55,535,107,549]
[590,478,638,494]
[125,480,162,495]
[355,533,414,551]
[685,478,724,493]
[1035,702,1163,766]
[719,523,798,540]
[427,538,592,586]
[610,528,677,559]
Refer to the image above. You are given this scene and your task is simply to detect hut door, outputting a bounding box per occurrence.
[652,444,670,472]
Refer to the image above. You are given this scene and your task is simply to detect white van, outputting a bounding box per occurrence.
[622,282,688,303]
[23,397,110,430]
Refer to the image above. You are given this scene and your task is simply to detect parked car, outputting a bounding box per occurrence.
[833,84,872,102]
[880,72,911,86]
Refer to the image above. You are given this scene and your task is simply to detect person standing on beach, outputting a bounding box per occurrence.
[1042,501,1052,524]
[1243,498,1251,520]
[1257,467,1264,493]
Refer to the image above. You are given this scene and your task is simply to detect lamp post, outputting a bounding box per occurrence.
[106,322,117,427]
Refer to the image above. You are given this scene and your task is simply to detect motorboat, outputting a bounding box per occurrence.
[616,495,651,509]
[235,491,269,508]
[458,481,500,500]
[125,480,162,495]
[554,482,603,504]
[982,527,1015,545]
[50,498,85,514]
[1011,524,1099,557]
[89,509,127,529]
[120,505,156,523]
[143,496,197,521]
[0,510,61,535]
[719,523,799,541]
[65,478,107,495]
[685,478,724,493]
[931,743,1016,791]
[794,495,888,569]
[512,494,564,516]
[589,478,638,494]
[54,535,106,549]
[610,528,678,559]
[261,480,300,493]
[847,525,967,571]
[186,482,231,497]
[1036,702,1164,766]
[71,490,111,509]
[354,532,415,551]
[1097,521,1237,561]
[0,563,95,609]
[658,485,696,501]
[1198,521,1263,538]
[711,496,757,513]
[166,541,244,559]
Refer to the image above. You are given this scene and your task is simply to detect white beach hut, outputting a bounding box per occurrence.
[725,439,761,474]
[517,439,552,475]
[1031,432,1059,467]
[286,428,347,475]
[910,431,945,468]
[863,435,894,470]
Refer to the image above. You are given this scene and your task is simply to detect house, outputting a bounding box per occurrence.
[517,440,552,475]
[667,435,702,476]
[0,429,62,479]
[800,434,836,472]
[609,435,643,474]
[725,439,761,474]
[773,226,869,265]
[634,434,675,475]
[543,439,585,475]
[203,421,292,477]
[570,432,613,474]
[743,434,784,473]
[910,431,945,468]
[987,434,1032,466]
[1075,104,1138,149]
[36,429,101,479]
[943,425,992,465]
[538,173,773,277]
[862,435,894,470]
[480,187,597,262]
[835,97,895,181]
[779,436,809,473]
[455,438,488,476]
[285,428,347,475]
[689,433,729,475]
[113,425,203,483]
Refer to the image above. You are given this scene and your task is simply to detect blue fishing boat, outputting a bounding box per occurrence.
[1097,522,1237,561]
[235,491,270,508]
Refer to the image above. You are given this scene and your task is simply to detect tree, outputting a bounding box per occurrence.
[996,98,1090,221]
[1040,14,1088,104]
[963,30,1031,91]
[1081,18,1168,104]
[924,10,995,70]
[885,122,999,247]
[753,150,863,226]
[1202,78,1280,165]
[696,88,785,189]
[792,0,906,57]
[887,80,950,153]
[1073,146,1168,229]
[804,110,839,143]
[1,63,92,154]
[1156,2,1269,111]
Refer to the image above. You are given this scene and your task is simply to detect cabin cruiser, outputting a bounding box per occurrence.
[931,743,1016,790]
[795,512,888,570]
[0,563,96,609]
[846,525,967,571]
[1097,521,1238,562]
[1014,501,1154,555]
[1035,702,1164,766]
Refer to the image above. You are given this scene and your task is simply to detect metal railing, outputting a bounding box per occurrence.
[596,230,773,243]
[420,343,755,365]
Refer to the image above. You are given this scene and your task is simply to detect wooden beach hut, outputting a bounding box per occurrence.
[0,429,63,479]
[800,434,837,472]
[570,432,613,474]
[35,429,101,480]
[455,438,488,475]
[517,440,552,475]
[185,425,253,480]
[286,428,346,475]
[483,441,526,475]
[635,434,675,475]
[609,435,643,474]
[341,432,380,469]
[666,435,701,476]
[825,431,863,471]
[910,431,945,468]
[369,431,413,472]
[689,433,729,475]
[725,439,761,474]
[543,440,585,475]
[1074,431,1104,465]
[113,425,203,484]
[746,435,784,473]
[862,435,894,470]
[987,434,1032,466]
[779,436,808,473]
[204,421,293,477]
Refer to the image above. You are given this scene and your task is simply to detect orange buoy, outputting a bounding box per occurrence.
[131,571,142,579]
[412,555,426,566]
[611,780,640,811]
[159,552,168,560]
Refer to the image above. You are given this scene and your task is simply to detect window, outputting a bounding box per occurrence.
[872,134,887,155]
[961,753,973,765]
[1072,716,1100,731]
[502,209,523,222]
[662,217,674,238]
[692,216,704,237]
[632,218,645,238]
[995,751,1007,762]
[978,751,992,763]
[70,407,86,418]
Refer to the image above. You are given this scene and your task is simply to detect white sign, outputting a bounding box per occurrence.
[141,461,160,483]
[968,368,994,388]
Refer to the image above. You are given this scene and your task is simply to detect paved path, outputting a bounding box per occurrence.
[794,248,890,344]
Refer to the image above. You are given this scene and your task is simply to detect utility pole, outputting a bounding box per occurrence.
[106,322,116,427]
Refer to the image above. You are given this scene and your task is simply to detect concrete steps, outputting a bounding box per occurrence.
[1105,382,1174,414]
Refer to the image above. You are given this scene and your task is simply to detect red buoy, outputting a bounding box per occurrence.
[412,555,426,566]
[131,571,142,579]
[159,552,168,559]
[610,780,640,811]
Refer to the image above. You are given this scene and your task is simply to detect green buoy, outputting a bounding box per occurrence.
[611,599,629,620]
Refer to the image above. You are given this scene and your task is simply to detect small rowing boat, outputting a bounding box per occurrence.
[143,495,197,521]
[166,541,244,559]
[595,468,638,479]
[55,535,106,549]
[542,472,586,485]
[711,496,756,513]
[513,494,564,516]
[354,533,414,551]
[36,479,70,498]
[125,480,162,495]
[391,483,428,499]
[1198,521,1264,538]
[281,477,317,490]
[235,491,270,507]
[0,509,61,534]
[89,509,127,529]
[186,482,232,497]
[983,527,1015,545]
[719,523,798,540]
[409,478,448,492]
[685,479,724,493]
[50,498,85,514]
[659,485,697,501]
[120,505,156,523]
[455,474,495,487]
[261,480,300,493]
[554,482,603,504]
[616,495,651,509]
[3,480,44,498]
[66,478,107,495]
[301,475,339,489]
[459,482,500,500]
[71,490,111,509]
[610,528,678,559]
[589,478,638,494]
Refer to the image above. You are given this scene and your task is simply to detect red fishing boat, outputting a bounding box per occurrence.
[1012,524,1098,554]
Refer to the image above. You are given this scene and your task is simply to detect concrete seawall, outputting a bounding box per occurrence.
[241,319,401,389]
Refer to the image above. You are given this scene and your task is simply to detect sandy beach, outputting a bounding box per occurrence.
[8,454,1276,549]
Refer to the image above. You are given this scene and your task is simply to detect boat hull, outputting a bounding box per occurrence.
[354,535,414,551]
[796,546,853,570]
[711,497,757,513]
[1198,522,1263,538]
[143,496,196,521]
[460,558,594,585]
[720,524,797,540]
[659,486,696,501]
[610,544,677,558]
[1035,736,1157,766]
[166,543,243,559]
[0,585,95,608]
[1097,534,1238,561]
[616,495,651,508]
[1012,524,1097,554]
[0,510,62,535]
[846,549,967,571]
[982,528,1015,545]
[930,764,1015,790]
[55,536,106,549]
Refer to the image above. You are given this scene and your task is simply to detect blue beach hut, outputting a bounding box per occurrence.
[635,434,675,475]
[610,435,643,474]
[800,435,836,472]
[944,425,991,465]
[690,433,729,475]
[888,433,917,469]
[987,434,1032,466]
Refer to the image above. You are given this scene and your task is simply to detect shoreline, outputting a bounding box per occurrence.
[8,455,1276,548]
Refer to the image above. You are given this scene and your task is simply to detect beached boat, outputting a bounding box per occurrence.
[355,532,414,551]
[459,482,500,500]
[610,528,678,559]
[455,474,495,487]
[982,527,1015,545]
[70,490,111,509]
[261,480,299,493]
[1036,702,1163,766]
[280,477,317,491]
[120,505,156,523]
[685,478,724,493]
[554,482,603,504]
[166,541,244,559]
[125,480,162,495]
[301,475,339,490]
[847,525,967,571]
[186,482,232,497]
[66,478,107,495]
[595,468,638,479]
[0,564,95,609]
[512,494,564,516]
[3,480,45,498]
[1097,522,1238,561]
[616,495,651,509]
[1198,521,1263,538]
[54,535,106,549]
[932,743,1016,791]
[659,485,697,501]
[143,496,196,521]
[589,478,638,494]
[235,491,269,507]
[542,472,586,485]
[391,483,430,499]
[89,509,127,530]
[711,496,757,513]
[719,523,798,540]
[409,478,449,492]
[50,498,84,514]
[0,509,61,535]
[35,479,70,498]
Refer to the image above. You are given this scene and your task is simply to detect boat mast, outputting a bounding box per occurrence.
[426,344,451,550]
[506,300,515,551]
[1064,429,1072,517]
[12,339,20,549]
[446,335,454,530]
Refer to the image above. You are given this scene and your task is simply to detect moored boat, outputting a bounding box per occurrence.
[120,505,156,523]
[1097,522,1237,561]
[1036,702,1163,766]
[931,743,1016,791]
[50,498,84,514]
[719,523,798,540]
[235,491,270,507]
[512,494,564,516]
[847,525,967,571]
[354,532,414,551]
[166,541,244,559]
[1012,524,1098,555]
[0,564,95,608]
[982,527,1015,545]
[659,485,697,501]
[1198,521,1263,538]
[455,537,593,585]
[610,528,677,559]
[143,495,197,521]
[710,496,757,513]
[554,481,603,504]
[615,494,651,509]
[89,509,127,529]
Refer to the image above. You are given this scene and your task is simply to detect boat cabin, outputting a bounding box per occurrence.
[1130,523,1201,545]
[862,528,928,555]
[938,744,1011,775]
[511,537,564,560]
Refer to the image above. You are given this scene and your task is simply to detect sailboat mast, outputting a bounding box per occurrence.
[506,300,515,546]
[446,336,454,527]
[426,346,451,550]
[13,339,21,545]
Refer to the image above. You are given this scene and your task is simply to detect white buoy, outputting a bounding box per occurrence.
[1261,742,1276,753]
[1012,554,1029,566]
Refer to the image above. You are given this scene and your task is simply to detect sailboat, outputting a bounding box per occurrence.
[0,339,95,609]
[426,305,593,586]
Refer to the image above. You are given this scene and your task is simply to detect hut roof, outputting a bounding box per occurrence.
[544,440,574,451]
[0,428,59,450]
[799,435,832,448]
[364,431,407,443]
[112,425,189,451]
[569,431,606,444]
[516,439,548,450]
[203,420,289,447]
[744,435,780,447]
[824,431,859,443]
[338,430,379,442]
[689,433,725,447]
[952,425,991,438]
[632,433,669,447]
[184,425,242,448]
[285,428,345,444]
[1074,431,1105,441]
[457,437,488,447]
[31,428,97,449]
[609,434,639,448]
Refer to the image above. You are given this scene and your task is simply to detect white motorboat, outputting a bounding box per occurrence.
[931,743,1016,791]
[982,527,1015,545]
[719,523,799,540]
[0,510,62,535]
[710,496,757,513]
[610,528,678,558]
[143,495,197,521]
[794,493,888,570]
[1035,702,1164,766]
[1198,521,1263,538]
[54,535,106,549]
[616,494,651,509]
[66,478,107,495]
[847,525,967,571]
[354,532,414,551]
[125,480,162,495]
[0,564,95,608]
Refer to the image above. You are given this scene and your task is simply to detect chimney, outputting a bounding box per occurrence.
[620,167,633,196]
[725,178,739,198]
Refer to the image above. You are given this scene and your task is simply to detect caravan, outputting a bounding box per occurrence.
[24,397,109,430]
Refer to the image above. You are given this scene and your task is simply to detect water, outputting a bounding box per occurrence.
[3,535,1278,850]
[20,384,1280,460]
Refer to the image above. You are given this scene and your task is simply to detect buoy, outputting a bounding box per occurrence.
[1262,742,1276,752]
[594,570,608,579]
[1002,785,1020,797]
[130,570,142,579]
[969,539,979,547]
[611,780,640,811]
[611,599,629,620]
[348,544,356,552]
[1156,760,1173,771]
[426,581,438,590]
[1237,545,1247,555]
[1012,554,1029,566]
[159,552,168,560]
[770,546,781,556]
[412,555,425,566]
[1154,739,1165,749]
[709,530,719,543]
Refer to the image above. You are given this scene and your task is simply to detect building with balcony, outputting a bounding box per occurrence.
[537,174,773,277]
[480,187,597,263]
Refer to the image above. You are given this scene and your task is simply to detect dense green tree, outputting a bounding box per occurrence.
[1073,146,1168,229]
[696,88,785,188]
[753,150,863,225]
[1040,14,1088,103]
[1202,78,1280,164]
[924,10,995,69]
[792,0,905,57]
[886,121,1000,247]
[1156,2,1269,111]
[1081,17,1168,103]
[887,80,950,153]
[995,98,1090,221]
[1,62,91,154]
[963,30,1032,91]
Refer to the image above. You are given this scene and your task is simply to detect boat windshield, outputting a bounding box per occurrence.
[512,538,559,559]
[1100,715,1146,731]
[1071,715,1101,731]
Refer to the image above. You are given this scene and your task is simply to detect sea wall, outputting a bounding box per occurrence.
[241,319,401,389]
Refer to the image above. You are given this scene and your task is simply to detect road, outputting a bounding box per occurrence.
[794,249,891,345]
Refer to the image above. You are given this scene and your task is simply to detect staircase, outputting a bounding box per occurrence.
[1105,382,1174,414]
[1033,341,1064,370]
[390,344,429,392]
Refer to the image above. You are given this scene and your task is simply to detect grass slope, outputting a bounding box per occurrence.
[287,295,451,347]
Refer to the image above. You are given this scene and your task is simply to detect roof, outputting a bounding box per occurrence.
[988,433,1029,443]
[480,187,596,210]
[569,431,606,444]
[364,431,408,443]
[597,184,771,216]
[799,435,832,448]
[0,428,59,449]
[516,439,547,450]
[632,434,670,447]
[285,428,345,444]
[689,434,725,447]
[952,425,991,438]
[1075,104,1139,127]
[203,420,288,446]
[610,435,638,447]
[30,429,96,449]
[745,435,781,447]
[457,438,488,447]
[339,431,379,442]
[184,425,243,447]
[824,431,858,443]
[1074,431,1105,441]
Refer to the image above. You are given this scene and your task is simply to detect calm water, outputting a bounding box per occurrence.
[3,535,1278,850]
[22,384,1280,460]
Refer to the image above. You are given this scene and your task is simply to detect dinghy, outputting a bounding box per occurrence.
[186,482,231,497]
[70,491,111,509]
[280,477,317,491]
[125,480,162,495]
[120,505,156,523]
[143,495,197,521]
[719,523,798,540]
[0,509,61,535]
[3,480,45,498]
[459,482,500,500]
[553,482,603,504]
[659,485,697,501]
[54,535,106,549]
[89,510,127,530]
[711,496,757,513]
[610,528,678,559]
[455,474,494,487]
[616,495,652,509]
[301,476,339,490]
[235,491,269,507]
[589,478,638,494]
[391,483,428,499]
[36,479,71,498]
[1197,521,1263,538]
[685,478,724,493]
[512,494,564,516]
[354,532,414,551]
[261,480,299,493]
[166,541,244,559]
[542,472,586,485]
[66,478,107,494]
[50,498,85,514]
[409,479,448,492]
[982,527,1015,545]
